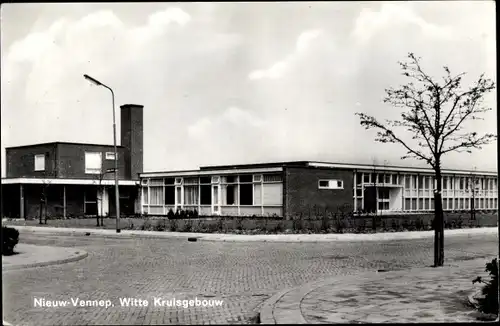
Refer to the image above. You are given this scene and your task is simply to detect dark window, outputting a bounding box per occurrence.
[239,184,253,205]
[165,178,175,185]
[239,175,252,183]
[200,185,211,205]
[355,189,363,197]
[226,185,235,205]
[378,202,389,210]
[337,180,342,188]
[200,177,211,184]
[319,180,329,188]
[226,175,236,183]
[165,186,175,205]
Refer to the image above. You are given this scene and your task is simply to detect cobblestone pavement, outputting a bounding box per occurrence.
[299,258,495,323]
[2,231,497,325]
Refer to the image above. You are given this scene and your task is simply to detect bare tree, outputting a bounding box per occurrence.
[356,53,496,267]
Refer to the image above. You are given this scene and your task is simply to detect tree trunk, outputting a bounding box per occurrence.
[39,200,43,225]
[434,165,445,267]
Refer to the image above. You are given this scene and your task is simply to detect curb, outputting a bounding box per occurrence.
[6,225,498,243]
[2,250,88,272]
[259,288,299,324]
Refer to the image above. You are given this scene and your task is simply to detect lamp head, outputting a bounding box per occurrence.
[83,74,102,86]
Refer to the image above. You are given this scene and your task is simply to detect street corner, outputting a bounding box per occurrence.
[2,243,88,272]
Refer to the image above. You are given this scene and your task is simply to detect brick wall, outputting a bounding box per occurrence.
[284,167,353,219]
[57,143,127,179]
[6,144,57,178]
[120,104,143,180]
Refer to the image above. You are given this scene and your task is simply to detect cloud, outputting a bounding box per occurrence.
[188,106,265,140]
[352,3,454,44]
[248,29,323,80]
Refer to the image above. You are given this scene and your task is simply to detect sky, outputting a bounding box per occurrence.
[1,1,497,176]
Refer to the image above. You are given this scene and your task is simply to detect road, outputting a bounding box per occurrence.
[2,231,497,325]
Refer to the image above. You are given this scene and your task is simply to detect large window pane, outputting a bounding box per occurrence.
[85,152,102,174]
[150,187,163,205]
[222,184,237,205]
[165,186,175,205]
[240,184,253,205]
[184,185,199,205]
[200,185,211,205]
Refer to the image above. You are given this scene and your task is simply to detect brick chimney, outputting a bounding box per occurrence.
[120,104,143,180]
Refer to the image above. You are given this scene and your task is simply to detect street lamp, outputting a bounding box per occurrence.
[84,74,121,233]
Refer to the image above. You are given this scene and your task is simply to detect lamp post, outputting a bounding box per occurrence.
[84,74,121,233]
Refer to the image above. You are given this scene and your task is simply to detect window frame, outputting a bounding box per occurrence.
[84,152,102,175]
[318,179,344,190]
[105,152,117,160]
[34,154,45,171]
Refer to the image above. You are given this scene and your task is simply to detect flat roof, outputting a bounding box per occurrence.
[5,141,125,149]
[141,160,498,177]
[1,178,138,186]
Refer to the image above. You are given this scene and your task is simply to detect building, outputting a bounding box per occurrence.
[1,104,144,219]
[139,161,498,218]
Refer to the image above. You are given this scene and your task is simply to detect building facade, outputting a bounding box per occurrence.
[1,104,144,219]
[139,161,498,218]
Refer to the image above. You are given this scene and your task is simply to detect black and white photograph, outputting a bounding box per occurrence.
[1,1,498,325]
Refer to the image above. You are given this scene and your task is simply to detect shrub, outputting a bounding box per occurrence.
[169,218,178,232]
[141,218,152,231]
[273,221,284,233]
[192,209,199,218]
[472,258,499,316]
[235,217,243,231]
[167,209,175,220]
[2,226,19,255]
[181,219,193,232]
[391,219,399,231]
[155,219,167,231]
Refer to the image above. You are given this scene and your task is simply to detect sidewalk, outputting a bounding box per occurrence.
[7,225,498,243]
[2,243,88,271]
[261,257,498,324]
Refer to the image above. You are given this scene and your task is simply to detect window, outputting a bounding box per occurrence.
[378,202,389,210]
[378,188,390,199]
[318,179,344,189]
[165,178,175,185]
[85,152,102,174]
[165,186,175,205]
[239,175,253,183]
[239,183,253,205]
[223,184,237,205]
[211,176,220,184]
[384,174,391,184]
[105,152,116,160]
[253,175,262,182]
[200,185,211,205]
[263,174,282,182]
[175,178,183,185]
[149,186,164,205]
[222,175,238,183]
[363,173,370,183]
[34,154,45,171]
[184,185,199,205]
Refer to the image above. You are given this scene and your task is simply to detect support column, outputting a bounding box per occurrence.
[63,185,66,219]
[20,184,25,219]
